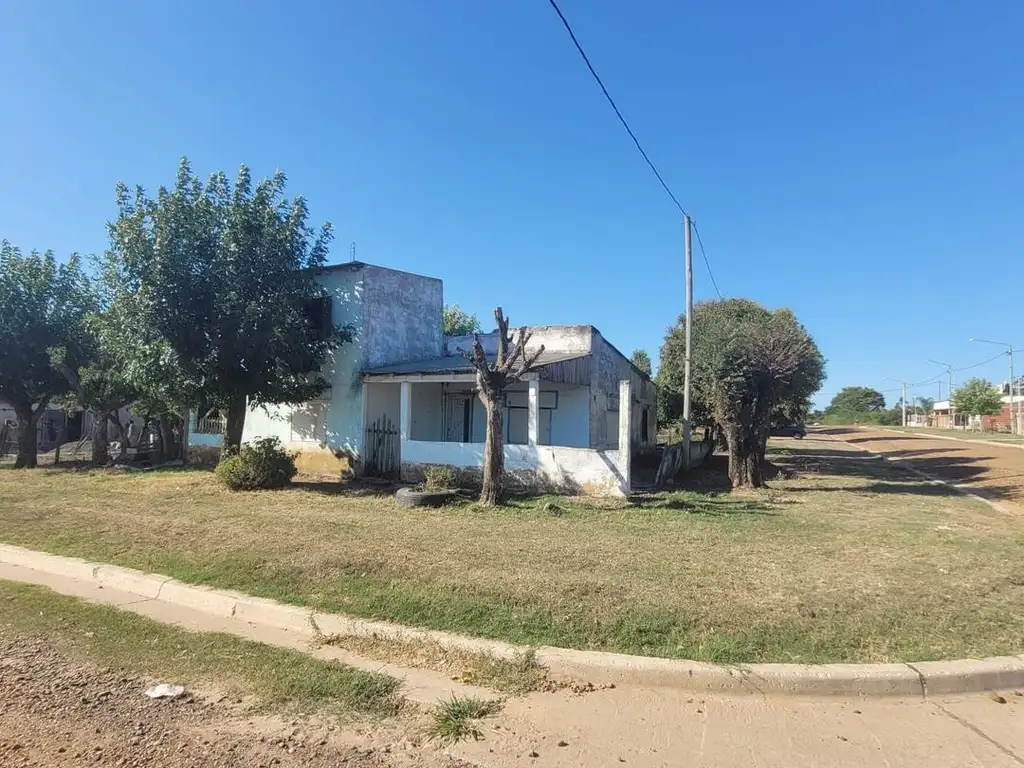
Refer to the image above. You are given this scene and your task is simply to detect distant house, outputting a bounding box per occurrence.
[932,396,1024,431]
[188,261,656,495]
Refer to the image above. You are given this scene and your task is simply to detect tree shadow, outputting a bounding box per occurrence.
[773,430,1022,505]
[288,478,400,498]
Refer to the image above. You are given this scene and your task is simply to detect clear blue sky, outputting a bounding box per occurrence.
[3,0,1022,408]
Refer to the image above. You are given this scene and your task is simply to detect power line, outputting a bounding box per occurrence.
[691,221,724,299]
[953,351,1008,373]
[545,0,687,217]
[545,0,726,299]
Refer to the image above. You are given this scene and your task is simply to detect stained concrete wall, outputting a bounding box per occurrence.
[589,330,657,451]
[445,325,593,359]
[362,265,443,368]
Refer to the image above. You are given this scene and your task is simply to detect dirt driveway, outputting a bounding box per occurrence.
[825,427,1024,513]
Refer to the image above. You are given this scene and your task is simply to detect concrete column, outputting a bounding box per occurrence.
[527,378,540,446]
[400,381,411,442]
[618,379,632,494]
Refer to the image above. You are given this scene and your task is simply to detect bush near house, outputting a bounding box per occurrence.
[423,464,456,490]
[215,437,297,491]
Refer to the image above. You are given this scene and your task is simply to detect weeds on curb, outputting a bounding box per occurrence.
[428,695,503,744]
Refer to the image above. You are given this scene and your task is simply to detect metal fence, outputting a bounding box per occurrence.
[195,417,227,435]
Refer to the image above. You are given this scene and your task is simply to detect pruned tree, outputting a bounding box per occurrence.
[106,158,351,455]
[461,308,544,505]
[951,378,1003,421]
[0,241,94,468]
[630,349,652,376]
[659,299,823,488]
[442,303,482,336]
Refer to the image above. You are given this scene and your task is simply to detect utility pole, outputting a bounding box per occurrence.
[682,215,694,469]
[969,339,1019,435]
[885,378,908,427]
[928,360,954,428]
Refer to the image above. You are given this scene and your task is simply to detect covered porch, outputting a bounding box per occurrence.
[361,355,633,496]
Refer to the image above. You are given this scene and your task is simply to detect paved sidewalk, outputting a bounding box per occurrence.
[3,557,1024,766]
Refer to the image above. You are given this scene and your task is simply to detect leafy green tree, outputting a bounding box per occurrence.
[916,396,935,413]
[442,303,482,336]
[660,299,823,488]
[630,349,652,376]
[951,378,1003,419]
[55,312,139,466]
[0,242,94,468]
[826,387,886,415]
[105,159,351,453]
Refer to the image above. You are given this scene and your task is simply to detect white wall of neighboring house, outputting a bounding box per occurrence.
[235,262,443,472]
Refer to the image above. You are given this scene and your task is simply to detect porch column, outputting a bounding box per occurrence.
[400,381,411,442]
[618,379,632,494]
[527,378,540,446]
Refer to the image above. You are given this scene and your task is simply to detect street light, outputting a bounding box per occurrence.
[927,359,954,427]
[884,377,908,427]
[968,338,1019,435]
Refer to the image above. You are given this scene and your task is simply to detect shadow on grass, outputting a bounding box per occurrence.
[289,479,399,498]
[779,427,1023,505]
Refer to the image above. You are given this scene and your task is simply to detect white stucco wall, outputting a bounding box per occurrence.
[401,440,628,496]
[410,382,443,441]
[241,266,366,459]
[364,382,400,431]
[546,383,590,448]
[238,263,443,469]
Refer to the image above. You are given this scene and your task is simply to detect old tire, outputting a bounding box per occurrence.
[395,487,457,508]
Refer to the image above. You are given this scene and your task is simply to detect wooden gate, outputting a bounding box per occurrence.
[364,415,399,477]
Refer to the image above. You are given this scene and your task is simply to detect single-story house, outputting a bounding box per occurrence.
[188,261,656,495]
[932,396,1024,432]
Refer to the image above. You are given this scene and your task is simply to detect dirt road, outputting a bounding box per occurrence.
[0,639,466,768]
[825,426,1024,513]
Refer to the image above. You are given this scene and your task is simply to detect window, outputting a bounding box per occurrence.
[641,407,650,445]
[305,296,333,339]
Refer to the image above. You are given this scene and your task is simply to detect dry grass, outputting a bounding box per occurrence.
[315,634,547,695]
[2,434,1024,664]
[0,580,402,715]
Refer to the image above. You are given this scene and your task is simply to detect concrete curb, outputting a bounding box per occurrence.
[3,543,1024,698]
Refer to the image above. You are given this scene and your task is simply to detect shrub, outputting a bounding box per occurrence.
[215,437,297,491]
[423,464,455,490]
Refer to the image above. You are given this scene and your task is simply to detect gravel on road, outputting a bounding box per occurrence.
[0,637,471,768]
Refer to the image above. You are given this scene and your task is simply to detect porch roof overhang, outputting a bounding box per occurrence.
[361,351,591,384]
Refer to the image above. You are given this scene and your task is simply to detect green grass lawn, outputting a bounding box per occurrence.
[2,436,1023,664]
[0,580,400,715]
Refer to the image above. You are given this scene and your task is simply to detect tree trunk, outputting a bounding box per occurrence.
[479,393,505,506]
[109,415,128,462]
[13,405,39,469]
[223,396,247,457]
[724,422,764,489]
[90,411,109,466]
[151,417,166,464]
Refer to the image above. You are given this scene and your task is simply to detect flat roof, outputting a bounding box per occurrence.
[362,350,589,378]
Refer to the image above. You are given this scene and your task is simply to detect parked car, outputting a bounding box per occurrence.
[771,423,806,439]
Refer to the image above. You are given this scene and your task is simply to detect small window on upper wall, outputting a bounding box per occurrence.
[305,296,333,339]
